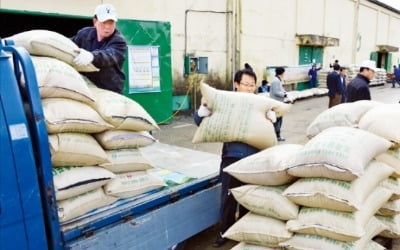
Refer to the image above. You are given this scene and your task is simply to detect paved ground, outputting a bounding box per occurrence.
[151,83,400,250]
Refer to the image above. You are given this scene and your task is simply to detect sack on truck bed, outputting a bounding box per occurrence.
[100,149,153,173]
[91,87,159,132]
[49,133,109,166]
[103,170,166,199]
[30,56,95,105]
[53,166,115,200]
[8,30,99,72]
[57,188,117,223]
[43,98,113,134]
[95,130,157,150]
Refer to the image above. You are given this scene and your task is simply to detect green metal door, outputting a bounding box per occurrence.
[117,20,173,124]
[298,46,324,90]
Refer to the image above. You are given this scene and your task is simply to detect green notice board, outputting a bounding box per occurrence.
[117,20,172,124]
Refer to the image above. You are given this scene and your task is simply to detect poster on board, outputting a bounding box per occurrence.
[128,45,161,93]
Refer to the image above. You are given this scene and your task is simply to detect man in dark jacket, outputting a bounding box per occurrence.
[346,60,377,102]
[194,65,260,248]
[71,3,127,93]
[326,64,345,108]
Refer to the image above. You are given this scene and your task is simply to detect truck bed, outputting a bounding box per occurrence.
[62,143,221,249]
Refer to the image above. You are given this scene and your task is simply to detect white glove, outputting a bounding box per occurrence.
[197,105,211,117]
[73,48,94,66]
[266,110,277,123]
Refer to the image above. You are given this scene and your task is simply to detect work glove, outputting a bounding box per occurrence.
[197,104,211,117]
[73,48,94,66]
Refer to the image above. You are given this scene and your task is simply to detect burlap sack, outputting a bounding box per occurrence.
[94,130,157,150]
[100,149,153,173]
[381,177,400,201]
[9,30,98,72]
[231,242,277,250]
[231,184,298,220]
[192,82,292,150]
[57,188,117,222]
[91,87,159,132]
[42,98,113,134]
[359,104,400,147]
[223,144,302,186]
[49,133,109,166]
[53,166,115,200]
[286,186,392,242]
[223,212,292,247]
[103,170,166,199]
[283,161,393,212]
[287,126,392,181]
[376,214,400,238]
[280,216,387,250]
[30,56,95,104]
[306,100,381,138]
[377,199,400,216]
[376,148,400,177]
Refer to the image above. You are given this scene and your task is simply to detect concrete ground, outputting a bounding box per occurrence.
[151,83,400,250]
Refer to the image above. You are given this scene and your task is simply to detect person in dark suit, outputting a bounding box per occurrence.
[339,67,347,103]
[326,64,345,108]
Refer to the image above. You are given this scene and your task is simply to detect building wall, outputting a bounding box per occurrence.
[2,0,400,93]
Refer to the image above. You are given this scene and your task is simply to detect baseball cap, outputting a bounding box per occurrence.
[360,60,378,72]
[94,3,117,22]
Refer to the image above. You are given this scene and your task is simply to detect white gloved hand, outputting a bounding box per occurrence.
[73,48,94,66]
[197,105,211,117]
[266,110,277,123]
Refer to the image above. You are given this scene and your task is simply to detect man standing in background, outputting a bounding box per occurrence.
[326,64,345,108]
[346,60,376,102]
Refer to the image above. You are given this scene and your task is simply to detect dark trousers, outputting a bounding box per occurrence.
[273,117,283,138]
[219,157,248,235]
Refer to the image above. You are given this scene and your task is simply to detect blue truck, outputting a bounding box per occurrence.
[0,40,221,250]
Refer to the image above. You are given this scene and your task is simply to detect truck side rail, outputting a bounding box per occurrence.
[62,173,220,243]
[3,40,62,250]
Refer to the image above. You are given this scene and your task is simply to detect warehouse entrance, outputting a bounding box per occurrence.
[0,10,90,39]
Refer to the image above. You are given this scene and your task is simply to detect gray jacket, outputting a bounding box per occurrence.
[269,76,286,102]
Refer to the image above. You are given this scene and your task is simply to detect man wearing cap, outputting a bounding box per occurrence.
[346,60,377,103]
[71,3,127,93]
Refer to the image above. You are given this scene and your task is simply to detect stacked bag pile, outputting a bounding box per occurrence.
[217,99,400,249]
[347,64,387,86]
[8,30,164,223]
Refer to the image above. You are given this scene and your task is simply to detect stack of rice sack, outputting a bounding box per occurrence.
[358,103,400,243]
[316,69,329,88]
[276,88,328,103]
[10,30,164,222]
[289,101,400,248]
[192,82,292,150]
[222,126,393,249]
[346,65,386,86]
[88,86,166,201]
[222,144,303,248]
[281,126,393,249]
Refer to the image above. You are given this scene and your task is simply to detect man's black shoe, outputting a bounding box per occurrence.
[212,236,227,248]
[278,137,286,142]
